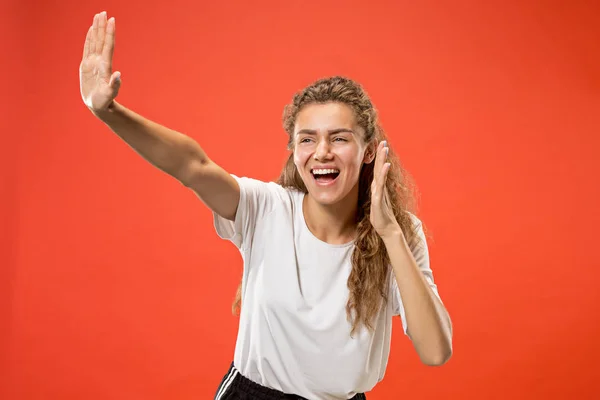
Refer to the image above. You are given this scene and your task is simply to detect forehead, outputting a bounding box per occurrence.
[294,102,358,133]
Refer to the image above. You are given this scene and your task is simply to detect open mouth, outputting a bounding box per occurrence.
[311,168,340,184]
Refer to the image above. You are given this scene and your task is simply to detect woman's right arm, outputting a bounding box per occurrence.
[80,12,239,221]
[94,102,240,221]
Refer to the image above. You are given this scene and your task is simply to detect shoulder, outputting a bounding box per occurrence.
[405,212,429,254]
[407,212,423,228]
[233,175,284,195]
[234,175,302,207]
[406,212,425,238]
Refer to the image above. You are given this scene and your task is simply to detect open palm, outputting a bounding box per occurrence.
[370,141,401,239]
[79,12,121,111]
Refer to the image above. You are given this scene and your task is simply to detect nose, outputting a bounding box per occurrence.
[314,137,333,161]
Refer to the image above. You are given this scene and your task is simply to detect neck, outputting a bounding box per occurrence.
[302,186,359,245]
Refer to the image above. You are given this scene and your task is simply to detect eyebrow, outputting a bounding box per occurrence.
[296,128,355,135]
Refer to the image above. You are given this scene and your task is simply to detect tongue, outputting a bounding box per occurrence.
[315,173,338,182]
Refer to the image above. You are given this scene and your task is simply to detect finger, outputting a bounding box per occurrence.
[109,71,121,88]
[91,13,99,54]
[96,11,107,55]
[381,163,391,204]
[103,17,116,66]
[83,26,92,59]
[375,163,391,208]
[375,140,388,176]
[383,186,391,209]
[379,162,391,192]
[371,141,386,192]
[371,141,383,188]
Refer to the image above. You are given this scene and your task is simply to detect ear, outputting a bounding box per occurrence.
[363,141,377,164]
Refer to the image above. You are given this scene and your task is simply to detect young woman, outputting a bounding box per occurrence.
[80,12,453,400]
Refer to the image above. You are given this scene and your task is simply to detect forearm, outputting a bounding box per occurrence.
[93,101,208,182]
[383,232,452,366]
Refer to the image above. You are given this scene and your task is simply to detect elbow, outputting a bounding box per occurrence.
[420,319,453,366]
[178,156,210,188]
[422,349,452,366]
[420,341,453,366]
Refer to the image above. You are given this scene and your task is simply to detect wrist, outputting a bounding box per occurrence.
[380,228,405,245]
[91,101,119,122]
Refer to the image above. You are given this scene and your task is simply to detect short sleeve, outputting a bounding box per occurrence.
[213,175,281,250]
[391,214,441,335]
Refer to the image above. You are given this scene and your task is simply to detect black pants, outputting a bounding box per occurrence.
[215,362,367,400]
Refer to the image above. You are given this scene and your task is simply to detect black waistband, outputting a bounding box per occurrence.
[215,362,366,400]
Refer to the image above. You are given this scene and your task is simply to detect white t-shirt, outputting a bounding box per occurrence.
[213,176,440,400]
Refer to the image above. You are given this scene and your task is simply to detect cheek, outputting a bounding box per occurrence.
[338,148,365,168]
[293,149,310,169]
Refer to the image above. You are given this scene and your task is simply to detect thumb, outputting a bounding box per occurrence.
[109,71,121,90]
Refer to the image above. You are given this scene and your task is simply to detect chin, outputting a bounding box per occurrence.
[309,192,342,206]
[301,172,354,206]
[307,184,352,206]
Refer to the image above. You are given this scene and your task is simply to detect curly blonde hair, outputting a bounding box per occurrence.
[233,76,422,335]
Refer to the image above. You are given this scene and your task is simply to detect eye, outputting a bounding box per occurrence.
[333,137,348,142]
[299,138,312,143]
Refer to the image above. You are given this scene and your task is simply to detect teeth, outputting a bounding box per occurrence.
[312,169,339,175]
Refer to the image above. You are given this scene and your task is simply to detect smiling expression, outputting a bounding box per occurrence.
[293,102,375,205]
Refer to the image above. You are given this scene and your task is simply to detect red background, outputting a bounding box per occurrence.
[2,0,600,399]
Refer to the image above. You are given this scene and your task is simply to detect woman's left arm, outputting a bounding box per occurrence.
[370,140,452,366]
[383,232,453,366]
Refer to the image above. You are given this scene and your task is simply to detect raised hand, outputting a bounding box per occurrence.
[79,12,121,112]
[369,140,402,239]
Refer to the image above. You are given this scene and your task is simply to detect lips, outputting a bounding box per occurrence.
[310,167,340,185]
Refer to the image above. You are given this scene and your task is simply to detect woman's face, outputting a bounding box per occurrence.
[293,102,374,206]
